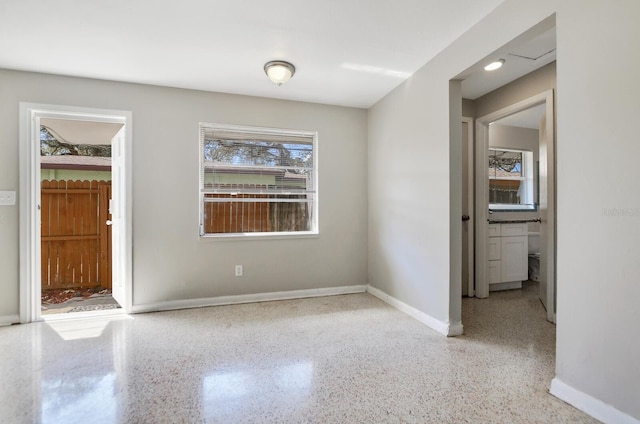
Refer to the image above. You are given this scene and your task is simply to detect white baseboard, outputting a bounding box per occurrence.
[132,285,368,314]
[550,377,639,424]
[0,315,19,327]
[366,285,462,337]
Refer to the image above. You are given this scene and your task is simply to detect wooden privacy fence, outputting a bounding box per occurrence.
[41,180,112,290]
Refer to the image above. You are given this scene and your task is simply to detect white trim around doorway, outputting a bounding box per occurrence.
[474,90,555,323]
[19,103,133,323]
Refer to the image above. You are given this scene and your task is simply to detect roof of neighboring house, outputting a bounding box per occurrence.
[40,155,111,171]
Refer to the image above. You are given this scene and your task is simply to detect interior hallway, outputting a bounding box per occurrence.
[0,283,597,423]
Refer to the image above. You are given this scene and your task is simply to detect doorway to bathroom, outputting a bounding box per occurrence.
[454,17,557,326]
[474,90,555,323]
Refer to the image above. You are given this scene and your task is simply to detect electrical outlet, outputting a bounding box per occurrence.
[235,265,243,277]
[0,191,16,206]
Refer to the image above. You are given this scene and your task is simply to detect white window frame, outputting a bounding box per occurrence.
[199,123,318,239]
[488,147,535,211]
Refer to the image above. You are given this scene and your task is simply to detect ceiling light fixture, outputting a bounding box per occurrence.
[484,59,505,71]
[264,60,296,86]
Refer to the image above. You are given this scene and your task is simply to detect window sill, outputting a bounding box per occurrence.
[489,206,538,212]
[200,231,319,241]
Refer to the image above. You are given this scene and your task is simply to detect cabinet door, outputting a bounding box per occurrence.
[501,223,527,237]
[488,237,501,261]
[501,235,528,282]
[489,260,501,284]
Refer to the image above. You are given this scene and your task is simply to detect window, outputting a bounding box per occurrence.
[199,123,317,237]
[488,147,535,210]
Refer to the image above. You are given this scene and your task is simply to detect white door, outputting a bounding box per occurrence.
[461,118,474,296]
[539,114,549,311]
[110,126,127,309]
[538,111,556,322]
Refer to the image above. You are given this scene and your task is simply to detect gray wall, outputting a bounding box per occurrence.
[462,98,475,118]
[368,0,640,420]
[0,69,368,314]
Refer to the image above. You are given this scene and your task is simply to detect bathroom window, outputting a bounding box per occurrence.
[488,148,535,210]
[199,123,318,237]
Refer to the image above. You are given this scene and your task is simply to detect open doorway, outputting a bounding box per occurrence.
[453,16,557,326]
[39,118,122,316]
[474,91,555,324]
[19,104,133,323]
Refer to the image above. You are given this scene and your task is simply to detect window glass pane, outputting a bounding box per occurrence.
[489,179,522,204]
[200,124,316,236]
[203,194,312,234]
[203,139,312,169]
[488,148,535,209]
[203,165,311,192]
[489,149,522,177]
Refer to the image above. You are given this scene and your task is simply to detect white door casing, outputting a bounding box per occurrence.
[19,107,42,323]
[19,103,133,322]
[474,90,555,322]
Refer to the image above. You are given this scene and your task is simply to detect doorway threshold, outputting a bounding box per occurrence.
[42,307,126,322]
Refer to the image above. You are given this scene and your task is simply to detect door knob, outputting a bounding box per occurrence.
[106,220,113,226]
[462,215,470,221]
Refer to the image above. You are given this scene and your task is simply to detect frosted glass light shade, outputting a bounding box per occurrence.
[264,61,296,86]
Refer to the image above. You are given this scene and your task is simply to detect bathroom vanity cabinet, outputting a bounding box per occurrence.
[488,222,528,290]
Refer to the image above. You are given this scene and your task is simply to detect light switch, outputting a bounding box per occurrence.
[0,191,16,206]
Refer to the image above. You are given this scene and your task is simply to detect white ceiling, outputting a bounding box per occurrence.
[0,0,507,108]
[461,25,556,99]
[493,104,545,129]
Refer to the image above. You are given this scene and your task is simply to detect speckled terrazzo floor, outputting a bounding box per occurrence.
[0,282,598,423]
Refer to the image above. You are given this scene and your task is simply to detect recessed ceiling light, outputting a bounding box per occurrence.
[484,59,505,71]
